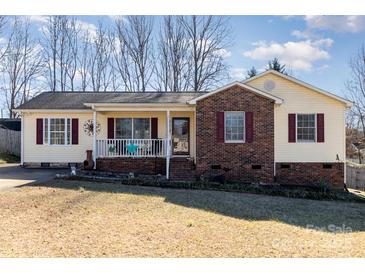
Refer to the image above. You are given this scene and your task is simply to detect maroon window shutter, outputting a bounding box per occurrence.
[36,118,43,145]
[107,118,114,139]
[151,118,158,139]
[317,113,324,142]
[216,112,225,143]
[288,114,296,143]
[245,112,253,143]
[71,118,79,145]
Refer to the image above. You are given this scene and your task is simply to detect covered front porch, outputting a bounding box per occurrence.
[89,104,196,179]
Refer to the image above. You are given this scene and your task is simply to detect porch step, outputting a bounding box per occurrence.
[170,158,196,181]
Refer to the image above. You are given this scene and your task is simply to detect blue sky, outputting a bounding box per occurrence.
[5,15,365,99]
[226,16,365,98]
[66,16,363,97]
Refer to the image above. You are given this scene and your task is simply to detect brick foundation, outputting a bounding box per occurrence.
[275,162,344,188]
[169,158,196,181]
[96,157,197,180]
[195,84,275,184]
[96,157,166,175]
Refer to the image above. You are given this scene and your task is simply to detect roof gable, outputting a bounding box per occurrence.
[244,70,352,108]
[187,82,283,104]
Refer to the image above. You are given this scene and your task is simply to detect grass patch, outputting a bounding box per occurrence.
[0,153,20,164]
[0,179,364,257]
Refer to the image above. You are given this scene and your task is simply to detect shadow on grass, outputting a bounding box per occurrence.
[23,179,365,233]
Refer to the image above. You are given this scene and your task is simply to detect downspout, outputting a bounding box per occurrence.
[20,112,24,166]
[343,109,347,188]
[166,110,171,180]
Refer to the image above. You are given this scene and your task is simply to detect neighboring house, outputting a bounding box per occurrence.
[0,118,21,131]
[14,70,352,188]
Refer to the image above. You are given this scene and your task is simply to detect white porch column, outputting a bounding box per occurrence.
[166,110,171,179]
[93,109,97,169]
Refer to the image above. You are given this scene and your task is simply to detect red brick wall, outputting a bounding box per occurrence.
[169,158,196,181]
[96,158,166,175]
[96,157,196,180]
[276,162,344,188]
[195,85,275,184]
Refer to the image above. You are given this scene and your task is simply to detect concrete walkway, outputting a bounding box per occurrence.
[0,164,67,191]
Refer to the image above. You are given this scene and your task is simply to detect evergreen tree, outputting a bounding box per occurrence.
[267,57,287,74]
[246,66,257,79]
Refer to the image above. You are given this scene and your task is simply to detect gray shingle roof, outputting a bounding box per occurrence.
[16,91,207,110]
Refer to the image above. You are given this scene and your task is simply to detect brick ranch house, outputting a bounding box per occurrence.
[14,70,352,188]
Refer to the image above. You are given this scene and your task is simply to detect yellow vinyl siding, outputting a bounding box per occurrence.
[23,112,94,163]
[23,110,196,163]
[247,73,346,162]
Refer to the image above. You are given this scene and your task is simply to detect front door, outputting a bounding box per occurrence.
[172,118,190,155]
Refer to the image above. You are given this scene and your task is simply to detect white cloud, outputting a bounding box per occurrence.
[251,40,268,47]
[107,15,126,22]
[0,37,7,44]
[29,17,97,38]
[312,38,333,47]
[215,48,231,59]
[243,39,331,71]
[230,68,246,79]
[28,15,48,24]
[291,29,312,39]
[281,15,298,20]
[304,15,365,33]
[75,20,97,38]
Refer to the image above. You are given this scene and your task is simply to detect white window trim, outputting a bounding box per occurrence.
[43,117,72,146]
[296,113,317,143]
[224,111,246,144]
[114,117,152,139]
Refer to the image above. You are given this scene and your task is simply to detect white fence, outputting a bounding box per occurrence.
[346,165,365,190]
[96,139,168,158]
[0,127,21,156]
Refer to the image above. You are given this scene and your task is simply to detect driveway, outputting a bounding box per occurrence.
[0,164,67,191]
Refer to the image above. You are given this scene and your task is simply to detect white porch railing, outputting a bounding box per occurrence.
[96,139,169,158]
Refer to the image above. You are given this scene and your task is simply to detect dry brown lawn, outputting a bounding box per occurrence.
[0,180,364,258]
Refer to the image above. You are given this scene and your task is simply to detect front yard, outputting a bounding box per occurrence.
[0,180,364,257]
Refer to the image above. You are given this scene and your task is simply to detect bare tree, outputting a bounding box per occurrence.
[155,16,190,92]
[0,16,8,61]
[113,19,135,91]
[88,22,114,91]
[62,18,80,91]
[77,31,92,91]
[113,16,154,92]
[1,17,42,117]
[41,16,59,91]
[344,44,365,163]
[345,109,364,163]
[179,16,231,91]
[345,44,365,140]
[41,16,81,92]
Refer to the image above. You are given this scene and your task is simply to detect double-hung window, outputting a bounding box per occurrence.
[297,114,316,142]
[44,118,71,145]
[225,112,245,143]
[115,118,150,139]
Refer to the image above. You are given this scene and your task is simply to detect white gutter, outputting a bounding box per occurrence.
[12,109,93,113]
